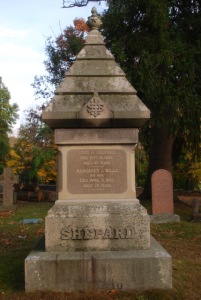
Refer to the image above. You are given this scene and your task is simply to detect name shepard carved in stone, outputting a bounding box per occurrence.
[61,226,135,240]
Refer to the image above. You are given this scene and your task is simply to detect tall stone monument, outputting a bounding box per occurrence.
[25,8,172,291]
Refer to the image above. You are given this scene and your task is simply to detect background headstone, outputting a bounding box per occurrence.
[191,199,201,222]
[0,182,3,203]
[152,169,174,214]
[0,167,18,207]
[151,169,180,223]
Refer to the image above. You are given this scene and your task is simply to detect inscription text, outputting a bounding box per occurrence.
[61,226,135,240]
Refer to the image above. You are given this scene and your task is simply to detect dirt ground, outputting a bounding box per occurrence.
[136,187,201,206]
[175,190,201,206]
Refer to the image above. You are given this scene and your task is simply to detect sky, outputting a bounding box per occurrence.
[0,0,106,135]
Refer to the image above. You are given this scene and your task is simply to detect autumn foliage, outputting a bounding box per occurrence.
[7,108,57,183]
[73,18,90,32]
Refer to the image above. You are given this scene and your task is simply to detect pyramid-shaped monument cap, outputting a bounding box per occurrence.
[42,8,150,128]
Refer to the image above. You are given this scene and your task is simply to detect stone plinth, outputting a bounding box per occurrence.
[55,129,138,201]
[45,128,150,252]
[150,213,180,224]
[25,236,172,292]
[45,200,150,252]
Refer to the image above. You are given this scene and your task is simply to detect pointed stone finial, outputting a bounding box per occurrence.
[87,7,102,30]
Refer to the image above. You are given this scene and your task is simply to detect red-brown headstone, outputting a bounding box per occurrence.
[151,169,174,214]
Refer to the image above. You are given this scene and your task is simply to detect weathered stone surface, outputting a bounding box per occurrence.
[67,149,127,194]
[25,8,171,294]
[77,45,114,60]
[54,128,139,145]
[79,92,112,127]
[66,60,125,76]
[42,26,150,128]
[42,94,149,128]
[25,236,172,292]
[150,213,180,224]
[57,145,136,201]
[55,76,136,95]
[45,200,150,252]
[0,167,18,207]
[84,29,104,44]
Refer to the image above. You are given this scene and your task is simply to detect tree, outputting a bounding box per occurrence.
[174,142,201,190]
[0,78,18,173]
[31,20,90,182]
[33,6,200,198]
[7,107,57,183]
[102,0,201,198]
[32,19,88,102]
[62,0,106,8]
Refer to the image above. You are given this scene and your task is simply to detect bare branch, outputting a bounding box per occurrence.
[62,0,105,8]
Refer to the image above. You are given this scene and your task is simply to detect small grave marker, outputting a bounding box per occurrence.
[0,167,18,208]
[152,169,174,214]
[151,169,180,223]
[191,199,201,222]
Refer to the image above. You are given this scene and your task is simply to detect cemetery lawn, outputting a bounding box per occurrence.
[0,199,201,300]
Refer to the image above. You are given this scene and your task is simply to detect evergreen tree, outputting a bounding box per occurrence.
[102,0,201,198]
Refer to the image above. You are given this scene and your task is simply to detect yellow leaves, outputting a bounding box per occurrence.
[37,155,57,183]
[8,149,18,158]
[189,162,201,181]
[37,169,46,178]
[175,146,201,188]
[7,149,24,174]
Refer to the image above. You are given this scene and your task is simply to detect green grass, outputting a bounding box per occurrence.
[0,202,52,293]
[0,200,201,300]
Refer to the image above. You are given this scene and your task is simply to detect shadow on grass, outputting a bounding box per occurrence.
[0,252,26,292]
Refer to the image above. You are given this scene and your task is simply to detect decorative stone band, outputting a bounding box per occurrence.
[61,226,135,240]
[54,128,139,145]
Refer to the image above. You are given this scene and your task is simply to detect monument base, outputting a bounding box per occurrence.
[25,236,172,292]
[45,200,150,252]
[150,213,180,223]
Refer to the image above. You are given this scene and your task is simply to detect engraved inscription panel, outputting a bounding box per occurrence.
[67,149,127,194]
[61,226,135,240]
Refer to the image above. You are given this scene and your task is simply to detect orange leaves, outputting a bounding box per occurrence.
[0,211,12,218]
[74,18,90,33]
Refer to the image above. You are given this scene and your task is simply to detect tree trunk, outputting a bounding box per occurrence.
[139,126,174,200]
